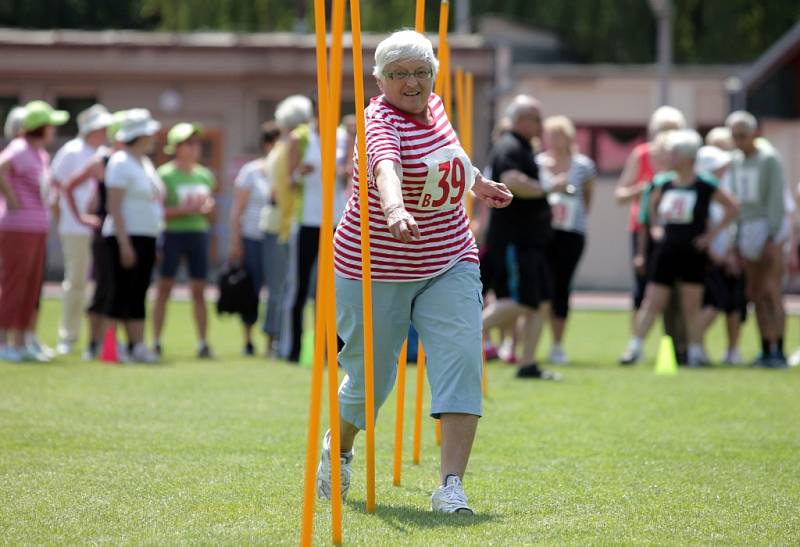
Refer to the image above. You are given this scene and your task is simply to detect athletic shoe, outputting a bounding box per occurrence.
[28,340,56,360]
[483,344,499,360]
[767,352,788,369]
[431,474,474,515]
[618,348,641,366]
[243,342,255,356]
[82,346,98,361]
[0,346,23,363]
[316,430,353,501]
[153,342,162,357]
[22,346,51,363]
[722,348,742,365]
[498,338,516,363]
[548,344,568,365]
[516,362,563,381]
[198,343,214,359]
[750,353,770,368]
[55,342,73,355]
[131,343,159,364]
[116,343,131,364]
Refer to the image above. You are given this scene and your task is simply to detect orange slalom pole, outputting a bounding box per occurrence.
[302,0,342,544]
[435,0,449,97]
[464,70,475,219]
[412,343,426,464]
[350,0,377,514]
[392,340,408,486]
[325,0,346,543]
[415,0,425,32]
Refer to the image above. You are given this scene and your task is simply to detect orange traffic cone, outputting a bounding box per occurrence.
[99,327,118,363]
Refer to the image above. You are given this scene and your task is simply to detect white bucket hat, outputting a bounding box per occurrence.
[115,108,161,143]
[77,104,113,136]
[695,145,731,174]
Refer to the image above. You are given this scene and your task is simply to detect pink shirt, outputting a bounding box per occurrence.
[334,94,478,281]
[0,138,51,233]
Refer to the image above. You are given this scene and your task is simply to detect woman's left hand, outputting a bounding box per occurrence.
[473,176,513,208]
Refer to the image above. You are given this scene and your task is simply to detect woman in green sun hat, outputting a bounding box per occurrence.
[0,100,69,363]
[152,122,217,359]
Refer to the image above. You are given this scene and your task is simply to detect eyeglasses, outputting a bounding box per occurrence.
[384,68,434,81]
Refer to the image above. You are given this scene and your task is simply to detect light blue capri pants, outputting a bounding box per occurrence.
[336,260,484,430]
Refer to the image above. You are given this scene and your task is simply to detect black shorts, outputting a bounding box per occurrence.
[159,231,209,280]
[704,265,747,320]
[491,244,552,308]
[105,235,156,321]
[650,244,708,286]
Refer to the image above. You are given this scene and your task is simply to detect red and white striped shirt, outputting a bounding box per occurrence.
[334,93,478,282]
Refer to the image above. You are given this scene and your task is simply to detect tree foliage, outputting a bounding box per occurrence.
[1,0,798,64]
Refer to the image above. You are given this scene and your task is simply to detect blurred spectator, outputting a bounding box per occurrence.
[537,115,596,364]
[616,106,688,363]
[103,109,163,363]
[619,130,738,367]
[50,104,112,355]
[229,121,281,355]
[726,111,788,367]
[62,110,127,359]
[482,94,560,380]
[0,101,69,362]
[258,96,313,357]
[152,123,216,359]
[695,145,746,364]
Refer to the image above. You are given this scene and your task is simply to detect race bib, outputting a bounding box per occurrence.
[548,193,580,231]
[177,183,211,205]
[735,166,760,204]
[417,145,474,211]
[658,188,697,224]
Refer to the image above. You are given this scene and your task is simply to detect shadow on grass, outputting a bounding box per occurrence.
[345,499,498,532]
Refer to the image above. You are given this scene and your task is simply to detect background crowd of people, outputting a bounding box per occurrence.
[0,92,797,371]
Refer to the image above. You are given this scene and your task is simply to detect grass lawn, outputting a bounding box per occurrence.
[1,299,799,545]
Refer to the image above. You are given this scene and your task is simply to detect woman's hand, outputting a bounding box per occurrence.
[120,240,137,269]
[385,205,420,242]
[79,213,102,230]
[633,253,646,276]
[229,238,243,264]
[473,176,513,208]
[694,232,712,252]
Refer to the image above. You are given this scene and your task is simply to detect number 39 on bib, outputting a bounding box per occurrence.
[417,145,475,211]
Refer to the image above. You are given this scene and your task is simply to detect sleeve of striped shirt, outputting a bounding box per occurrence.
[365,116,401,189]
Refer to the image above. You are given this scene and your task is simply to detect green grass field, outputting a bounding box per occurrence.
[1,300,799,545]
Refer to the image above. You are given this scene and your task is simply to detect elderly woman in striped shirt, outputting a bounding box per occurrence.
[316,30,512,514]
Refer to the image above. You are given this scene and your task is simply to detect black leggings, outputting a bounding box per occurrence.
[105,235,156,321]
[283,225,320,362]
[548,230,585,319]
[88,232,112,315]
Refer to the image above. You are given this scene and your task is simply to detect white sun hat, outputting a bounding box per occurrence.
[115,108,161,143]
[695,145,731,174]
[77,104,114,136]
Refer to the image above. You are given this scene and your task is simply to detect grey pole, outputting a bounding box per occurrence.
[455,0,471,34]
[648,0,673,106]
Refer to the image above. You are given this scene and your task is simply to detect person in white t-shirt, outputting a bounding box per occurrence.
[50,104,112,355]
[102,109,164,363]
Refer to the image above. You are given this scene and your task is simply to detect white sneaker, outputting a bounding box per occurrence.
[21,346,51,363]
[55,342,73,355]
[788,348,800,368]
[0,345,23,363]
[723,348,743,365]
[131,343,159,364]
[548,344,568,365]
[316,430,353,501]
[619,340,642,365]
[431,474,474,515]
[116,343,131,363]
[29,340,56,359]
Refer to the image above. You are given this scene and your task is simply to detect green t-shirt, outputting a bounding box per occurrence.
[158,161,216,232]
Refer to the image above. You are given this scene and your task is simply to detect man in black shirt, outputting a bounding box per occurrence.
[482,95,561,380]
